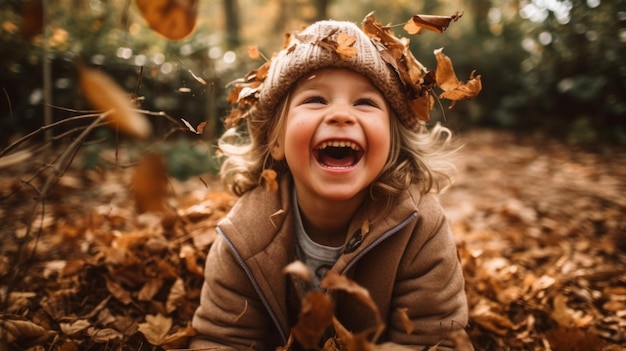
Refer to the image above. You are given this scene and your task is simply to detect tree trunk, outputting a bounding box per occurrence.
[223,0,240,49]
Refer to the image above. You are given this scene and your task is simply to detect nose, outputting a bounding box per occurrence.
[324,105,356,126]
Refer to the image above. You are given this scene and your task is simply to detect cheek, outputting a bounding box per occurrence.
[283,118,316,158]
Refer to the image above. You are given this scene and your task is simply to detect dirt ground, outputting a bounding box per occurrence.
[1,128,625,350]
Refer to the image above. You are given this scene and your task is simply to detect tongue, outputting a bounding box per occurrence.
[318,152,355,168]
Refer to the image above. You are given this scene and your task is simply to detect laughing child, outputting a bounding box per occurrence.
[190,14,480,351]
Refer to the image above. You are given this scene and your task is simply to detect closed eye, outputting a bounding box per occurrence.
[354,98,380,108]
[303,96,326,104]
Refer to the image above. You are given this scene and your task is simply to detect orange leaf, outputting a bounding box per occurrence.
[260,169,278,193]
[78,65,152,139]
[434,48,482,106]
[135,0,198,40]
[131,153,169,213]
[292,291,335,349]
[320,271,381,325]
[248,45,261,59]
[20,0,44,40]
[403,12,463,35]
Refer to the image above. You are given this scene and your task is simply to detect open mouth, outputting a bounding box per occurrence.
[314,140,364,168]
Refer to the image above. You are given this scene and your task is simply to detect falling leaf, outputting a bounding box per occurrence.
[292,291,335,349]
[434,48,482,108]
[403,12,463,35]
[20,0,44,40]
[78,65,152,139]
[320,271,381,325]
[284,260,313,284]
[248,45,261,59]
[138,313,173,346]
[135,0,198,40]
[131,153,169,213]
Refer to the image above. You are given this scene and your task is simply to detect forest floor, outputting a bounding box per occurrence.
[1,128,625,350]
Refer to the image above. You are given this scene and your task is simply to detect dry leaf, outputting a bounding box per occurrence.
[248,45,261,59]
[284,260,313,284]
[59,319,91,336]
[105,277,133,305]
[166,278,186,313]
[20,0,44,40]
[292,291,335,349]
[131,153,169,213]
[396,307,413,334]
[320,271,381,325]
[135,0,198,40]
[260,169,278,193]
[434,48,482,107]
[138,313,173,346]
[0,318,50,343]
[403,12,463,35]
[78,65,152,139]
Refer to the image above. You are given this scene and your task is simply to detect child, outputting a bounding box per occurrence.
[190,16,476,351]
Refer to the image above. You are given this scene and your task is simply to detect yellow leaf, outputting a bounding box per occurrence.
[78,65,152,139]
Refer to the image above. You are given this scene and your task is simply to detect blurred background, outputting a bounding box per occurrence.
[1,0,625,153]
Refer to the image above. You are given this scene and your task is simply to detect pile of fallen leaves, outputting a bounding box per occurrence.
[1,129,624,350]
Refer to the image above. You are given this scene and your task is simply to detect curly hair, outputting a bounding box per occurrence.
[217,88,458,199]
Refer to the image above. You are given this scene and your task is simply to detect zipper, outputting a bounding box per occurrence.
[341,212,417,274]
[217,227,289,344]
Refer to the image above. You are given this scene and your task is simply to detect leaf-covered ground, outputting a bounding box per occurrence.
[1,128,624,350]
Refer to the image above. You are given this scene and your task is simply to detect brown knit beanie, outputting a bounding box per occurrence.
[225,14,481,132]
[256,20,416,129]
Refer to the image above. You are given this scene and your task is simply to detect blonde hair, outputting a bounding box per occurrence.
[218,89,458,198]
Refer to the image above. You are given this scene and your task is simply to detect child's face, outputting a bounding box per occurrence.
[272,68,391,205]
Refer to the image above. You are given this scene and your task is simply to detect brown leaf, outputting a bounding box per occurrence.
[78,65,152,139]
[403,12,463,35]
[105,277,133,305]
[166,278,186,313]
[138,313,173,346]
[545,327,606,351]
[320,271,381,325]
[292,291,335,349]
[131,153,169,213]
[59,319,91,336]
[20,0,44,40]
[135,0,198,40]
[396,308,413,334]
[434,48,482,106]
[248,45,261,59]
[0,318,50,343]
[284,260,313,284]
[260,169,278,193]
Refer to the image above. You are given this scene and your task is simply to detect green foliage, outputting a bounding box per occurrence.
[156,138,220,181]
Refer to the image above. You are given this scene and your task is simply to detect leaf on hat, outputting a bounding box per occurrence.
[408,94,434,122]
[403,12,464,35]
[434,48,482,108]
[317,29,358,60]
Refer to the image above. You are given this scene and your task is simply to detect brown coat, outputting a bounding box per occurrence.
[190,177,469,350]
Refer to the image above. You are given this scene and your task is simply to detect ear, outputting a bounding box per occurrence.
[271,141,285,160]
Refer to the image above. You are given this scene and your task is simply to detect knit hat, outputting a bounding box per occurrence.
[224,13,481,131]
[258,20,417,129]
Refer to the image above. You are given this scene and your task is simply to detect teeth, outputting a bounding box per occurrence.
[318,141,360,150]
